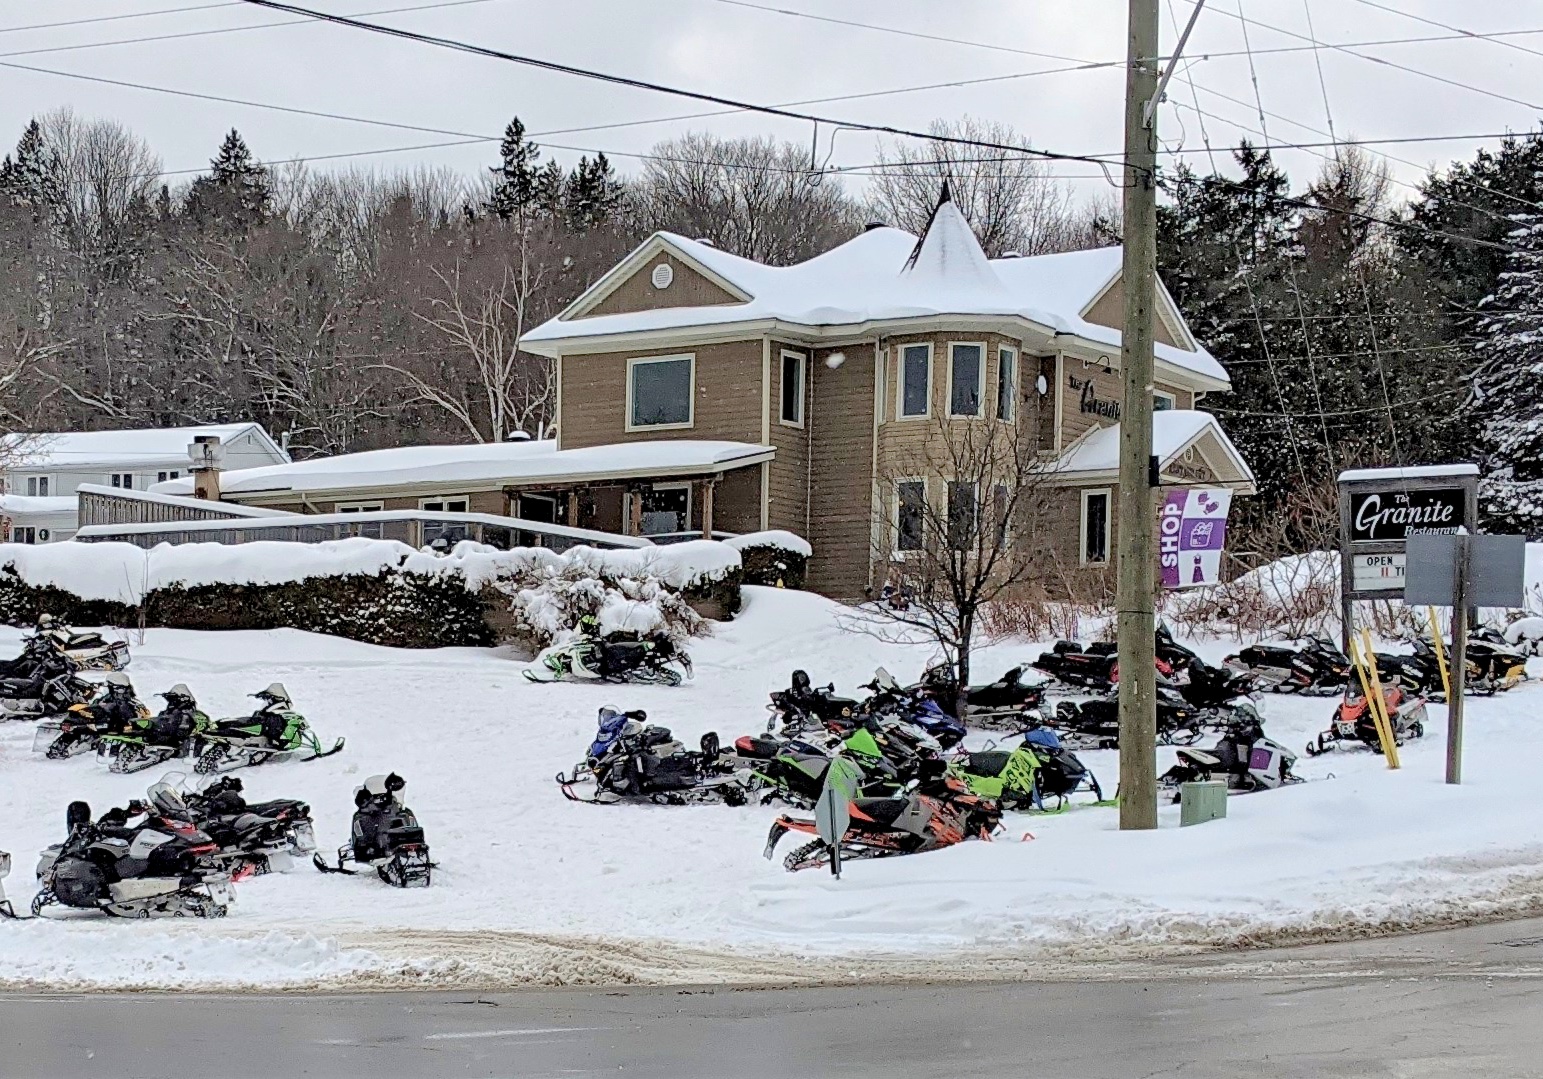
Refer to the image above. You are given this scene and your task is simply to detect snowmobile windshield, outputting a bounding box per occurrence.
[1023,727,1063,751]
[872,667,900,691]
[146,782,194,823]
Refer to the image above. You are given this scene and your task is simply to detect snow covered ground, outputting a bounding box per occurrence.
[2,586,1542,991]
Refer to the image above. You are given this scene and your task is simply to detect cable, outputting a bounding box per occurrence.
[0,3,238,36]
[1300,0,1337,145]
[1345,0,1543,63]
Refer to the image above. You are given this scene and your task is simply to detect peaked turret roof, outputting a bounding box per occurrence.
[900,183,1012,304]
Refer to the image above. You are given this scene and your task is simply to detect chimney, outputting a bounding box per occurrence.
[188,435,225,501]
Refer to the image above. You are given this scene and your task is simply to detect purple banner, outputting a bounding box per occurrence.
[1159,488,1233,589]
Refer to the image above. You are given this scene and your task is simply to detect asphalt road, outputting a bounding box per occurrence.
[5,918,1543,1079]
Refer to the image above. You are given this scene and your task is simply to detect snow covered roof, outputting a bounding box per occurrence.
[1052,410,1256,491]
[1,423,285,469]
[0,494,76,517]
[1338,463,1479,483]
[525,194,1228,388]
[149,439,774,499]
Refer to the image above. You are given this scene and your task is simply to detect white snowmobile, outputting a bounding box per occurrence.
[32,615,130,672]
[0,848,14,919]
[313,773,432,887]
[193,683,344,774]
[1161,714,1303,797]
[524,632,693,687]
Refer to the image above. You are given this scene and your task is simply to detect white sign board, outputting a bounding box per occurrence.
[1352,552,1405,591]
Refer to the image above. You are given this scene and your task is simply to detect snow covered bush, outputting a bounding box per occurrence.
[726,530,811,589]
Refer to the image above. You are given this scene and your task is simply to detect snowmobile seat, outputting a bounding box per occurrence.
[1087,641,1118,656]
[1052,640,1083,655]
[850,796,909,826]
[1175,748,1220,768]
[734,735,783,760]
[966,750,1014,776]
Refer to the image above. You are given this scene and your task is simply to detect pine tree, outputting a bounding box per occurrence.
[184,128,271,230]
[563,152,623,231]
[534,158,564,218]
[487,117,542,220]
[1474,209,1543,535]
[0,119,62,220]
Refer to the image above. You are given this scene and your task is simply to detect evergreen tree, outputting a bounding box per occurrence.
[184,129,271,230]
[1473,208,1543,535]
[487,117,542,220]
[563,152,623,231]
[534,158,564,218]
[0,119,62,220]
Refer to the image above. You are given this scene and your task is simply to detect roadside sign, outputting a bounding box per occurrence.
[1350,552,1405,591]
[1347,487,1466,543]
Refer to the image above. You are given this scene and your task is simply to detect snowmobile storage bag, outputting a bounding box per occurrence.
[632,751,697,792]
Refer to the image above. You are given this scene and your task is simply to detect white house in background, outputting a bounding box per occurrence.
[0,422,289,543]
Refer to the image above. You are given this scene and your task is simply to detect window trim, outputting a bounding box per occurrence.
[778,349,806,428]
[1153,388,1178,411]
[335,501,385,514]
[156,470,182,484]
[947,341,987,418]
[946,478,979,552]
[996,346,1018,423]
[635,481,693,537]
[419,495,471,513]
[109,472,134,490]
[24,475,53,498]
[893,476,928,557]
[1080,488,1112,566]
[895,343,933,420]
[625,353,697,433]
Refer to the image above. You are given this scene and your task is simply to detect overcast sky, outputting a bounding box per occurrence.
[2,0,1541,209]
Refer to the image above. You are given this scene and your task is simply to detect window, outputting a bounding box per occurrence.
[896,481,925,552]
[898,344,931,418]
[993,484,1010,545]
[779,350,805,427]
[949,343,984,417]
[638,484,690,536]
[419,497,470,513]
[110,473,134,489]
[627,355,694,430]
[336,502,384,514]
[1081,489,1111,565]
[24,476,49,497]
[997,347,1017,422]
[13,527,37,544]
[156,470,181,483]
[1154,389,1177,412]
[947,481,977,550]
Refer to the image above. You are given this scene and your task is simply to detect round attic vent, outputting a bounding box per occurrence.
[651,262,674,289]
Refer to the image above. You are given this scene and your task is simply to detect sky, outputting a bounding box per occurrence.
[1,0,1542,211]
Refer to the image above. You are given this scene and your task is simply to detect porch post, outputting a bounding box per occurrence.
[566,490,579,527]
[627,486,643,536]
[700,479,715,539]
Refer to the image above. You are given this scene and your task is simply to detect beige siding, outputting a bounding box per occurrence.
[766,341,811,535]
[578,253,744,319]
[558,341,764,450]
[805,344,878,599]
[1083,273,1183,349]
[711,467,763,534]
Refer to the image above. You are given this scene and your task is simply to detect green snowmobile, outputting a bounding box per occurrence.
[948,727,1110,812]
[97,683,211,775]
[194,683,344,774]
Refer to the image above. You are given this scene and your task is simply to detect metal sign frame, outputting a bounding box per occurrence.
[1336,464,1478,650]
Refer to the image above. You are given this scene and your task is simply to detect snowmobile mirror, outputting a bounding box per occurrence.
[384,773,406,793]
[67,801,91,830]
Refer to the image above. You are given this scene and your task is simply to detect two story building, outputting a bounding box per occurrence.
[520,190,1254,598]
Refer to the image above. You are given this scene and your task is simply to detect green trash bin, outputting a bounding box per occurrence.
[1179,780,1228,827]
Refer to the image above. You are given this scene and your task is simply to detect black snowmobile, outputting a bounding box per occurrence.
[194,683,344,774]
[32,788,234,918]
[313,773,432,888]
[33,673,148,760]
[30,615,131,672]
[0,637,77,718]
[97,683,210,775]
[1464,627,1529,693]
[1032,625,1191,693]
[6,668,97,726]
[765,670,860,736]
[916,662,1048,730]
[1048,684,1206,749]
[1224,635,1350,695]
[167,774,317,876]
[1160,715,1303,797]
[558,707,751,805]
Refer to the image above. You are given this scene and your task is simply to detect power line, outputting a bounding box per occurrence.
[1345,0,1543,63]
[0,2,238,36]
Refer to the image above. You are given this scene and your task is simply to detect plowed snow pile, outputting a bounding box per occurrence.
[1,587,1540,990]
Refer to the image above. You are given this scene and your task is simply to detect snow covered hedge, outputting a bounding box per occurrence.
[0,534,789,649]
[727,530,812,589]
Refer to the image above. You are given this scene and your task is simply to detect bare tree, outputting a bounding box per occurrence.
[632,132,860,264]
[38,108,161,272]
[867,117,1085,258]
[855,413,1056,708]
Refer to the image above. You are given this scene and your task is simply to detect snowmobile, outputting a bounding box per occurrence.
[0,637,78,718]
[732,726,904,810]
[0,849,14,920]
[97,684,210,775]
[1224,635,1350,695]
[557,706,752,805]
[1307,682,1429,756]
[32,674,148,760]
[31,615,131,672]
[1373,641,1446,699]
[1170,658,1265,729]
[5,668,97,724]
[1031,634,1184,694]
[193,683,344,774]
[524,630,693,687]
[916,663,1048,731]
[32,790,234,918]
[860,668,966,749]
[1465,628,1528,693]
[171,774,316,876]
[764,779,1001,873]
[765,670,859,736]
[1161,715,1303,797]
[949,726,1107,811]
[1048,684,1206,749]
[313,773,432,888]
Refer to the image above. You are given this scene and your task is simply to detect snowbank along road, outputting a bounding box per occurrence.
[2,586,1543,990]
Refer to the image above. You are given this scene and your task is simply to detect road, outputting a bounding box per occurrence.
[4,917,1543,1079]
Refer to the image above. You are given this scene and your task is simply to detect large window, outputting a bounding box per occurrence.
[949,343,984,417]
[156,470,181,484]
[24,476,49,497]
[896,480,926,552]
[898,344,931,418]
[997,347,1017,422]
[1081,489,1110,565]
[779,350,805,427]
[110,473,133,489]
[628,354,695,430]
[947,481,978,550]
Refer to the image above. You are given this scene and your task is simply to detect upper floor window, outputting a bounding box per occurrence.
[779,350,805,427]
[949,343,984,417]
[336,501,384,513]
[627,354,695,430]
[110,473,133,490]
[420,496,470,513]
[898,344,931,418]
[997,347,1017,422]
[156,470,181,483]
[1154,389,1177,411]
[25,476,49,497]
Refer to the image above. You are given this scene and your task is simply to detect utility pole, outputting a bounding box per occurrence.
[1447,535,1469,784]
[1116,0,1162,830]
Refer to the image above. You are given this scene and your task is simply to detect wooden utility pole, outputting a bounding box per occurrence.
[1116,0,1162,830]
[1447,536,1469,784]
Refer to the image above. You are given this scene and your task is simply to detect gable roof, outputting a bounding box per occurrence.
[526,200,1229,388]
[2,423,287,470]
[1052,409,1256,492]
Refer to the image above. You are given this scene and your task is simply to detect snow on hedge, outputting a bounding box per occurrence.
[725,530,813,558]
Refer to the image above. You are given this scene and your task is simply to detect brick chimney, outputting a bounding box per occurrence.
[188,435,225,501]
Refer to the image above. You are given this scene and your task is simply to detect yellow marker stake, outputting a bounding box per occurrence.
[1428,606,1453,705]
[1357,629,1402,769]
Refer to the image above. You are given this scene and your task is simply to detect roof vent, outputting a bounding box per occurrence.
[1001,250,1023,258]
[864,220,888,232]
[693,237,717,247]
